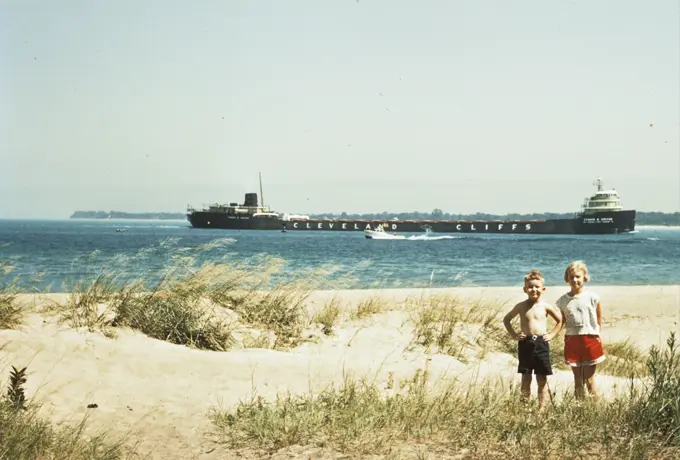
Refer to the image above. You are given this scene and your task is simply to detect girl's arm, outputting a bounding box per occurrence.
[596,301,603,329]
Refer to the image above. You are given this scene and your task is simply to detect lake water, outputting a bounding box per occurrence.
[1,219,678,292]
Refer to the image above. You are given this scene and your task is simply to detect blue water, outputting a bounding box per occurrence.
[0,219,679,291]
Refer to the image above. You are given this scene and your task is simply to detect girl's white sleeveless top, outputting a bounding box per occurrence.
[556,291,600,336]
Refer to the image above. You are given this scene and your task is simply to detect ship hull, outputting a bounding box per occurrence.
[187,210,636,235]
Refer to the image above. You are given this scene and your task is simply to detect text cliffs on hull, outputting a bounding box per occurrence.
[186,177,636,235]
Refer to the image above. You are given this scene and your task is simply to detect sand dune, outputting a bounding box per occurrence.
[0,285,678,459]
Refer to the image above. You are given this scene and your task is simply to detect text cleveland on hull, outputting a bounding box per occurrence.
[186,176,635,235]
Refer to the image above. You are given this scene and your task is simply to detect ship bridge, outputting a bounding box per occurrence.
[580,178,623,215]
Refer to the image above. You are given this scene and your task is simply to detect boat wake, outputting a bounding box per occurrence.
[406,235,458,241]
[365,227,459,241]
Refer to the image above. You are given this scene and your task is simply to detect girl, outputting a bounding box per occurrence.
[556,260,605,401]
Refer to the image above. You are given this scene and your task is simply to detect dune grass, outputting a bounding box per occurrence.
[211,332,680,459]
[0,366,134,460]
[352,296,389,319]
[313,295,343,335]
[0,264,25,330]
[407,294,511,363]
[311,294,393,336]
[46,248,350,350]
[1,261,135,458]
[600,339,651,378]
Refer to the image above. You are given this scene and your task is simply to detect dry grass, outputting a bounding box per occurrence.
[312,294,392,337]
[0,264,25,330]
[601,339,651,378]
[313,296,343,335]
[211,333,680,459]
[1,271,131,458]
[407,294,509,363]
[44,249,348,350]
[0,365,135,460]
[352,296,389,319]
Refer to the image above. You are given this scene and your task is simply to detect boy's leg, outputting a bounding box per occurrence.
[532,338,552,409]
[582,365,600,402]
[571,367,585,399]
[520,374,532,403]
[536,375,548,409]
[517,339,533,403]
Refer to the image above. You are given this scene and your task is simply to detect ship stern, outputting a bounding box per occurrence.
[574,210,636,234]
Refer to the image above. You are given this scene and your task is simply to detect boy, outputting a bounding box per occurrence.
[503,269,563,409]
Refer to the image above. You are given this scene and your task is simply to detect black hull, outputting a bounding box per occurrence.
[187,210,636,235]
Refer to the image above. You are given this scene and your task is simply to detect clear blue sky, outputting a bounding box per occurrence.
[2,0,678,218]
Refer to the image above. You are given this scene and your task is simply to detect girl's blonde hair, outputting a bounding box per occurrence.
[564,260,590,283]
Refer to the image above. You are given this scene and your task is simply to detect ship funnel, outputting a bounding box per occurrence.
[243,193,259,207]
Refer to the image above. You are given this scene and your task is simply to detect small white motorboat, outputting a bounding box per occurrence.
[364,225,406,240]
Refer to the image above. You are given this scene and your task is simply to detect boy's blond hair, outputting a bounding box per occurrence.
[524,269,544,285]
[564,260,590,283]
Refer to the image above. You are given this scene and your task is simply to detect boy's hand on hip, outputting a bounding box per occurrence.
[543,333,553,342]
[516,333,526,340]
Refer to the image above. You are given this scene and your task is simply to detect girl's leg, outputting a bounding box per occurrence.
[581,365,600,402]
[571,366,585,399]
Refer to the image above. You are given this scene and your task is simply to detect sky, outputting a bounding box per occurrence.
[1,0,679,219]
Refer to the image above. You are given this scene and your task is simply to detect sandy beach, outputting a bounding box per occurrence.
[1,285,678,459]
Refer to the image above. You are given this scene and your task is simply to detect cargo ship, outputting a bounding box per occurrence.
[187,176,636,235]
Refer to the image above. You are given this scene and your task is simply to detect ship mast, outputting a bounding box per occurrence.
[593,177,603,191]
[259,172,265,208]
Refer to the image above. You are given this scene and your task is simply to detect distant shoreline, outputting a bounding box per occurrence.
[70,211,186,220]
[69,218,188,223]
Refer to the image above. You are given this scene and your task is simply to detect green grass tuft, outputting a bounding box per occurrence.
[0,366,135,459]
[45,249,346,350]
[313,296,343,335]
[0,264,25,330]
[353,296,389,319]
[211,333,680,458]
[408,295,509,362]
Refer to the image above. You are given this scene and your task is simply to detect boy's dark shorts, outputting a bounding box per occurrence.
[517,335,552,376]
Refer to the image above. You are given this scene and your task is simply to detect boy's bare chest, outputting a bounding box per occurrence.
[522,304,547,322]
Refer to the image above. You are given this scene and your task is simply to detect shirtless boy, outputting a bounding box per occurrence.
[503,269,563,409]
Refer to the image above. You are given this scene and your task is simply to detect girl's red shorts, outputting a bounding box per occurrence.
[564,335,606,367]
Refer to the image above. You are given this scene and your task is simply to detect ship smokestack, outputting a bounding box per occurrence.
[243,193,258,207]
